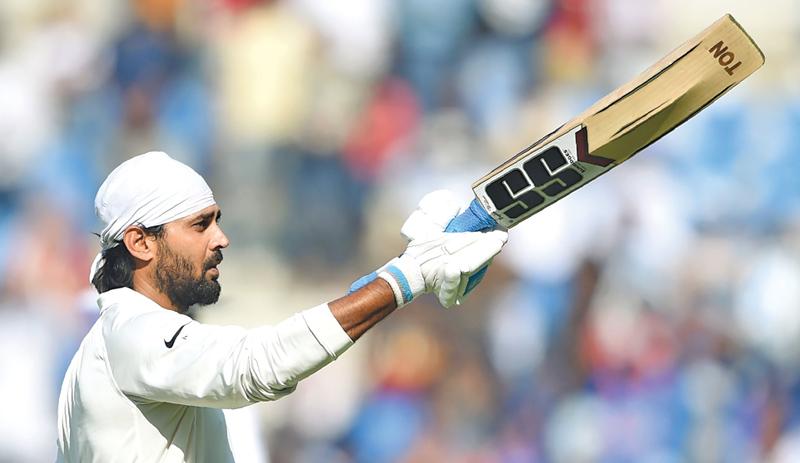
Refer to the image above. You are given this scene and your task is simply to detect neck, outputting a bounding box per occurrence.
[132,272,183,312]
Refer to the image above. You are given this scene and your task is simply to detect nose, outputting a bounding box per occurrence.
[212,224,230,250]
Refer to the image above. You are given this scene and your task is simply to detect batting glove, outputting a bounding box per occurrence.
[350,190,508,308]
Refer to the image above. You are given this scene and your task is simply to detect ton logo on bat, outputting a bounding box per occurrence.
[709,40,742,76]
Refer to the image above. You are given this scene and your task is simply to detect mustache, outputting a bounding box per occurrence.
[204,250,223,270]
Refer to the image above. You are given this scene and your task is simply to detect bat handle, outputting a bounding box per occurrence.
[444,199,498,232]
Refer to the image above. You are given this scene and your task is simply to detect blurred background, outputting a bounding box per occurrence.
[1,0,799,461]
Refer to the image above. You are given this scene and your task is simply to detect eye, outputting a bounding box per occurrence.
[194,219,211,230]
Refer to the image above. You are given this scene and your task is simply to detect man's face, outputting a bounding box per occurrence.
[152,205,229,312]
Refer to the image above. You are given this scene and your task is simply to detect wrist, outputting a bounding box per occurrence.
[377,255,425,308]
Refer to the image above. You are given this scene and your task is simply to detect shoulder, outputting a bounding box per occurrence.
[98,288,195,356]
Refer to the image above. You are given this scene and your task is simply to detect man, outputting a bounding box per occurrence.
[56,151,507,462]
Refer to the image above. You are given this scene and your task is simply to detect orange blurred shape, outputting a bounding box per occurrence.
[373,324,447,392]
[133,0,182,31]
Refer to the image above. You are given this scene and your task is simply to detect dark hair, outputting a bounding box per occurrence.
[92,224,165,293]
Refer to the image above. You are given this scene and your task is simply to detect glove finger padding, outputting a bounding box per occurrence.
[437,261,463,308]
[442,232,485,255]
[443,230,508,307]
[452,230,508,273]
[401,190,462,241]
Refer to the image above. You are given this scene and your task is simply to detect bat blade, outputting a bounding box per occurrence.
[471,14,764,229]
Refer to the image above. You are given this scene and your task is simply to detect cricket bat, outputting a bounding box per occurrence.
[445,14,764,233]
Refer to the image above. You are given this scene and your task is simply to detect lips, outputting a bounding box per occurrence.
[204,252,223,271]
[204,252,223,279]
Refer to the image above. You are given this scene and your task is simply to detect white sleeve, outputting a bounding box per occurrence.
[103,304,353,408]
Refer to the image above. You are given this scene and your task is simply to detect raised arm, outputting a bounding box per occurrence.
[104,190,506,408]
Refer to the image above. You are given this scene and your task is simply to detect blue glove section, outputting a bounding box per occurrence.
[444,199,498,232]
[465,265,489,294]
[349,271,378,294]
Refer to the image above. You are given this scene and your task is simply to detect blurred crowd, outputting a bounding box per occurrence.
[1,0,800,461]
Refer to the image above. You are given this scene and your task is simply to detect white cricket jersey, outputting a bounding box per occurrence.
[56,287,353,462]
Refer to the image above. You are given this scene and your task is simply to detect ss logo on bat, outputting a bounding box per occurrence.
[485,146,583,220]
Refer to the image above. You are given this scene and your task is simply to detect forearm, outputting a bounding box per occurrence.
[328,279,397,341]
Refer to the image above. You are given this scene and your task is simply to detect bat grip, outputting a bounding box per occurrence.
[445,199,498,232]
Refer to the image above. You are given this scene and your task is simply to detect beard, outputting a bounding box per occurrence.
[154,244,223,313]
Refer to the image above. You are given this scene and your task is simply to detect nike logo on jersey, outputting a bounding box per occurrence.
[164,323,190,348]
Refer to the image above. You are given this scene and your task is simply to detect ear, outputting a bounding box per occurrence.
[123,226,157,263]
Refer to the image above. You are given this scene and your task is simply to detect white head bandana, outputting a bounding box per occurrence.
[90,151,216,283]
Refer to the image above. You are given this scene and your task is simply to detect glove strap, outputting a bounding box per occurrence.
[377,256,424,308]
